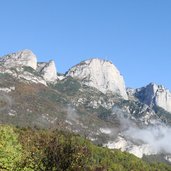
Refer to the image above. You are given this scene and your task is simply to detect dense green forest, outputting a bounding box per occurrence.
[0,125,171,171]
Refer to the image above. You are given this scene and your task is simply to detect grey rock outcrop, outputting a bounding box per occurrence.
[0,50,58,83]
[0,49,37,70]
[37,60,57,82]
[66,58,128,99]
[135,83,171,113]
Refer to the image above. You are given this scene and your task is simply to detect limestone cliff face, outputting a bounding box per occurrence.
[135,83,171,113]
[37,60,57,82]
[66,58,128,99]
[0,50,58,83]
[0,50,37,70]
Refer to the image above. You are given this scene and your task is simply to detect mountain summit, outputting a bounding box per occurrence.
[66,58,128,99]
[0,49,37,69]
[37,60,57,82]
[134,83,171,113]
[0,49,58,83]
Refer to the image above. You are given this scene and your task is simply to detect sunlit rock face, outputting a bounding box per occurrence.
[135,83,171,113]
[0,49,57,83]
[0,49,37,70]
[37,60,57,82]
[66,58,128,99]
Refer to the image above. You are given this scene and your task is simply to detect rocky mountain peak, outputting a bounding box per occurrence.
[0,49,37,70]
[135,83,171,113]
[37,60,57,82]
[66,58,128,99]
[0,50,58,83]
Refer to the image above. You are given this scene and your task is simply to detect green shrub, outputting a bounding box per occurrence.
[1,125,171,171]
[0,125,22,171]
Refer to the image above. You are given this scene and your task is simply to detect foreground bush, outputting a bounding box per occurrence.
[0,125,171,171]
[0,125,22,171]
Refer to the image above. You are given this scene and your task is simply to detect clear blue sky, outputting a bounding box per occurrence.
[0,0,171,89]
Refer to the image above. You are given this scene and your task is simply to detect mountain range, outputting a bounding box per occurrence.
[0,49,171,163]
